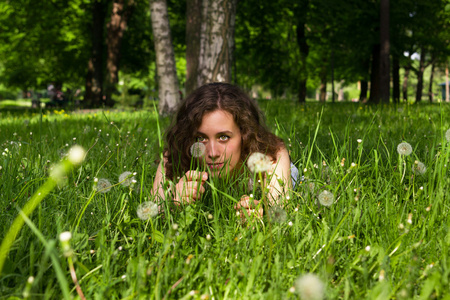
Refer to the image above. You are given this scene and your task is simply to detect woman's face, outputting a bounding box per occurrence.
[195,110,242,177]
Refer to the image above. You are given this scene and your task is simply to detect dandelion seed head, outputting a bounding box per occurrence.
[96,178,112,193]
[397,142,412,156]
[59,231,72,242]
[318,190,334,207]
[136,201,158,220]
[190,142,206,158]
[379,270,385,281]
[288,221,293,226]
[247,152,272,173]
[119,171,135,187]
[412,161,426,175]
[268,206,287,223]
[172,223,178,230]
[67,145,86,165]
[295,273,325,300]
[365,246,371,252]
[206,234,211,241]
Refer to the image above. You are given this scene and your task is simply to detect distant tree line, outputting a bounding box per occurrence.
[1,0,450,112]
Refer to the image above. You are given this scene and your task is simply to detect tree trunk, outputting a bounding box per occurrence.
[379,0,390,103]
[197,0,237,86]
[84,0,106,108]
[359,80,368,102]
[105,0,135,107]
[369,44,380,103]
[415,48,426,103]
[446,65,449,102]
[392,54,400,103]
[150,0,181,115]
[295,3,309,104]
[428,60,435,103]
[402,64,410,102]
[319,70,327,103]
[185,0,202,95]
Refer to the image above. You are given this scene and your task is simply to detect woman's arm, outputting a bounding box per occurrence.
[267,146,292,204]
[235,147,292,220]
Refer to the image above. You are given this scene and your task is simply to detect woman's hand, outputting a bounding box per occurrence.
[234,195,263,220]
[173,170,208,205]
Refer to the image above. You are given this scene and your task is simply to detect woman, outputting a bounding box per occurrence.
[152,82,293,217]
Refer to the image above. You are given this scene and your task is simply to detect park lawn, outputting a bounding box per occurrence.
[0,102,450,299]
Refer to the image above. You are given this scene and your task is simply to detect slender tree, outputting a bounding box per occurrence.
[84,0,107,108]
[379,0,390,103]
[105,0,135,106]
[150,0,180,115]
[185,0,202,95]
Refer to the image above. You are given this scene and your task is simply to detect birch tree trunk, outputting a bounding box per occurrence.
[150,0,180,115]
[197,0,237,86]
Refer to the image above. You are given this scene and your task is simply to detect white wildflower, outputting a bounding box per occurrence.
[96,178,112,193]
[136,201,159,220]
[190,142,206,158]
[397,142,412,156]
[295,273,325,300]
[412,161,426,175]
[247,152,272,173]
[119,171,135,187]
[318,190,334,207]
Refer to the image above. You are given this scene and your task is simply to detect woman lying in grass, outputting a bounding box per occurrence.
[152,82,295,218]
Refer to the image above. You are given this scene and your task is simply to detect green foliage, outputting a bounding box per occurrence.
[1,102,450,298]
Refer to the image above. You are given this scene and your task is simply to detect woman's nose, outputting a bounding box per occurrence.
[207,141,222,159]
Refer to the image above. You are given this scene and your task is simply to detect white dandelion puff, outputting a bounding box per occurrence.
[268,206,287,223]
[119,171,135,187]
[318,190,334,207]
[412,161,426,175]
[67,145,86,165]
[59,231,72,242]
[397,142,412,156]
[190,142,206,158]
[247,152,272,173]
[295,273,325,300]
[136,201,159,220]
[445,129,450,142]
[96,178,112,193]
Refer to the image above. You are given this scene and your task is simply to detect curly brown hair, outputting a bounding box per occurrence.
[163,82,284,181]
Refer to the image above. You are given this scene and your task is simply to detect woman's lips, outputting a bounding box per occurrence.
[207,163,224,170]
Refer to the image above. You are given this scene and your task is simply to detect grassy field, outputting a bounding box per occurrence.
[1,102,450,299]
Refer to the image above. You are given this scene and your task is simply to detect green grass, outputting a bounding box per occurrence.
[0,102,450,299]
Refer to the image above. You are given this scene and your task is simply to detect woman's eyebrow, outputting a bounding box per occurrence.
[196,130,234,136]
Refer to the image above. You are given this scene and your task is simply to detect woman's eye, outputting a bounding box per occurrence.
[219,135,229,141]
[196,136,206,142]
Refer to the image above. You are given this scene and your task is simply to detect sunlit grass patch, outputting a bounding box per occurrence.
[0,102,450,298]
